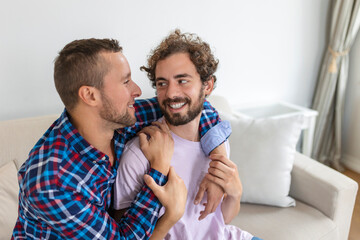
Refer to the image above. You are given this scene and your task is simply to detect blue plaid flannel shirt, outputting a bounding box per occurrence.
[12,97,231,239]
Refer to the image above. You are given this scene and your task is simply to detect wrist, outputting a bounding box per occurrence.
[148,168,168,186]
[150,163,169,176]
[162,211,180,225]
[210,142,226,155]
[225,193,241,203]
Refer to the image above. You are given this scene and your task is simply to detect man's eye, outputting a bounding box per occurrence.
[124,79,130,84]
[179,80,188,84]
[157,82,167,87]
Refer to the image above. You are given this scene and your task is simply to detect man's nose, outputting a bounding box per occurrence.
[131,81,142,98]
[165,81,180,99]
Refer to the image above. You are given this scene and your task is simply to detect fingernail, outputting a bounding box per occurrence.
[194,200,199,205]
[144,175,150,182]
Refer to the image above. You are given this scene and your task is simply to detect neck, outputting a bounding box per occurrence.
[69,107,115,162]
[166,114,201,142]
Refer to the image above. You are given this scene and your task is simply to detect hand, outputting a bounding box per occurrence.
[194,177,224,220]
[206,154,242,200]
[144,166,187,224]
[139,121,174,175]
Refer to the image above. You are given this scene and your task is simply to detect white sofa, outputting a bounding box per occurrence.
[0,105,358,240]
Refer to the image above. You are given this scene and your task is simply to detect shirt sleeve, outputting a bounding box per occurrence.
[118,97,231,155]
[28,168,166,240]
[113,139,151,210]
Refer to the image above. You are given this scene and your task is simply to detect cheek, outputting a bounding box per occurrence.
[156,88,165,99]
[187,86,202,97]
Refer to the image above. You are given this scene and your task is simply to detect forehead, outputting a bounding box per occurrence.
[155,52,197,76]
[102,51,130,76]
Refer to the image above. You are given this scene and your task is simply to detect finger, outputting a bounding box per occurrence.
[205,192,219,216]
[209,159,233,175]
[204,200,215,215]
[139,133,149,149]
[209,154,235,168]
[198,203,212,220]
[208,202,216,214]
[144,174,162,197]
[152,121,170,132]
[167,166,175,178]
[139,126,160,136]
[209,153,235,166]
[194,182,206,205]
[167,166,182,182]
[199,203,207,213]
[205,173,225,188]
[208,166,227,181]
[210,196,220,213]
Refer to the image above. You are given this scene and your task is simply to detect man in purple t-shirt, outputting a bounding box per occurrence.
[113,30,261,239]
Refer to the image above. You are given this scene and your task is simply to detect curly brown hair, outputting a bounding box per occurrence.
[140,29,219,88]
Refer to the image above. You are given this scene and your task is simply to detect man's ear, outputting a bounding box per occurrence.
[78,86,101,107]
[204,76,215,96]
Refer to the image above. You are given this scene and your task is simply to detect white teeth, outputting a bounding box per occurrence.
[170,102,185,109]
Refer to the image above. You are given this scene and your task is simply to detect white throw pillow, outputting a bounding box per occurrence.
[0,160,19,239]
[221,112,303,207]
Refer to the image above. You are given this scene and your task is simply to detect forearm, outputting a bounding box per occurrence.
[149,213,177,240]
[120,169,167,237]
[221,195,241,224]
[31,193,155,239]
[33,169,166,239]
[209,142,226,155]
[200,120,231,156]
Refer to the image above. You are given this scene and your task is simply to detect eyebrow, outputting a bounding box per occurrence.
[122,72,131,80]
[155,73,192,82]
[174,73,192,79]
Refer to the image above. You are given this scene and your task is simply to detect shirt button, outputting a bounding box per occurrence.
[93,160,96,163]
[102,156,106,160]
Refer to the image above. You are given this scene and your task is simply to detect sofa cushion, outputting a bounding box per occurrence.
[232,201,338,240]
[0,114,58,169]
[0,160,19,239]
[221,112,303,207]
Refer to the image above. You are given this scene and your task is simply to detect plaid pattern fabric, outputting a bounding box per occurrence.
[12,97,223,240]
[120,97,220,140]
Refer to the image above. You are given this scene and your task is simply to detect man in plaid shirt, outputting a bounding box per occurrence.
[12,38,230,239]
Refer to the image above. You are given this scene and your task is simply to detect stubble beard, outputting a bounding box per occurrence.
[99,92,136,128]
[160,88,205,126]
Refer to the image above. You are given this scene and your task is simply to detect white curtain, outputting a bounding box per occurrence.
[312,0,360,170]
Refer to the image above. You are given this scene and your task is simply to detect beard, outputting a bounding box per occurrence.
[99,92,136,128]
[160,88,205,126]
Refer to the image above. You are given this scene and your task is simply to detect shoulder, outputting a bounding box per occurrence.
[19,121,72,194]
[120,136,149,168]
[124,137,145,160]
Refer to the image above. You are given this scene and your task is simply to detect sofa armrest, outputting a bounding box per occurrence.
[290,152,358,240]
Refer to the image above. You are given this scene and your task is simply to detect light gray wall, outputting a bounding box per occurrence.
[0,0,330,121]
[343,32,360,173]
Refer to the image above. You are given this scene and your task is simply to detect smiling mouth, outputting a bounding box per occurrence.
[169,102,186,109]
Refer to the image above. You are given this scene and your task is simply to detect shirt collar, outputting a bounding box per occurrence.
[58,109,107,163]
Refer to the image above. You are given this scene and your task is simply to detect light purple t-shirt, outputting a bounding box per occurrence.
[114,118,253,240]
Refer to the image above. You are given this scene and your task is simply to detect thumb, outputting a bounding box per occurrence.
[139,133,148,149]
[167,166,175,178]
[167,166,181,182]
[144,174,161,196]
